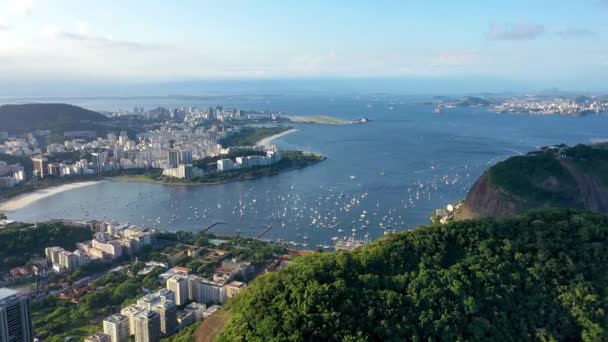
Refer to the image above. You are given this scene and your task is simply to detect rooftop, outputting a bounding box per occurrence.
[227,281,246,288]
[104,314,128,324]
[0,288,18,301]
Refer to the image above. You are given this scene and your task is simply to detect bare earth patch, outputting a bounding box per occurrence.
[194,311,231,342]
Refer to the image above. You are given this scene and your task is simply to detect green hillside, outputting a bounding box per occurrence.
[454,96,493,107]
[0,103,108,133]
[460,144,608,219]
[219,209,608,341]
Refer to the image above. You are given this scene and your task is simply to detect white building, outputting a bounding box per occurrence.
[103,314,130,342]
[166,275,189,306]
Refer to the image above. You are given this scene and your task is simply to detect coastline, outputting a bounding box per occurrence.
[285,116,349,125]
[0,181,103,212]
[110,155,326,186]
[255,128,298,146]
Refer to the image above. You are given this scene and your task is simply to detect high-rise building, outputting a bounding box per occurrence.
[167,150,179,168]
[91,152,109,173]
[120,305,145,336]
[155,300,177,337]
[47,163,61,177]
[102,314,129,342]
[58,250,79,271]
[118,131,129,146]
[178,150,192,164]
[45,246,63,266]
[134,311,160,342]
[137,294,160,311]
[155,289,175,304]
[199,279,226,304]
[31,157,47,178]
[166,275,189,306]
[187,275,202,303]
[0,288,33,342]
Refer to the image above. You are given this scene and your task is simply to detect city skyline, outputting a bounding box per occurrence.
[1,0,608,93]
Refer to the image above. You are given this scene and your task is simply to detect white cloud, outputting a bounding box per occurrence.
[58,31,158,50]
[5,0,34,16]
[77,22,89,35]
[486,23,545,41]
[40,24,59,39]
[40,24,158,50]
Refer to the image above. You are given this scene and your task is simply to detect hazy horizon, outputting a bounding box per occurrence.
[1,0,608,96]
[0,77,606,99]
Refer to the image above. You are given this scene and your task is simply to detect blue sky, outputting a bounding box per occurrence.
[0,0,607,91]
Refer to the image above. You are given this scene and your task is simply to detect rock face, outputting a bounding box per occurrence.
[459,145,608,220]
[458,172,523,219]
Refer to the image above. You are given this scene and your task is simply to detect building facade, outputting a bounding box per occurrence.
[134,311,160,342]
[102,314,130,342]
[0,288,33,342]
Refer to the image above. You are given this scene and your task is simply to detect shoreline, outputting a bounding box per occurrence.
[0,181,103,212]
[256,128,298,146]
[110,156,326,186]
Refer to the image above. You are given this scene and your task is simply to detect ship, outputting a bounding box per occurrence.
[433,105,443,113]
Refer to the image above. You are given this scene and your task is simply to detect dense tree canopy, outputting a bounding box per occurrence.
[0,223,92,271]
[219,209,608,341]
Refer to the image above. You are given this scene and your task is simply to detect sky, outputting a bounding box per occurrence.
[1,0,607,94]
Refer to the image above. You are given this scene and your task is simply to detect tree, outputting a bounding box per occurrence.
[219,209,608,341]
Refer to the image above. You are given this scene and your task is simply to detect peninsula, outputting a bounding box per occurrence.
[0,104,329,204]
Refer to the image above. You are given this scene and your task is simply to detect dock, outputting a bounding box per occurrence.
[256,225,273,240]
[201,221,226,233]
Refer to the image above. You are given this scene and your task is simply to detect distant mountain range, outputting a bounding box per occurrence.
[0,103,108,134]
[459,143,608,219]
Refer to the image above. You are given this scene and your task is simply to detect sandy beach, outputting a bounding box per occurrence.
[0,181,103,211]
[256,128,298,146]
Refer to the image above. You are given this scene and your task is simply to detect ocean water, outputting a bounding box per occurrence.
[4,94,608,246]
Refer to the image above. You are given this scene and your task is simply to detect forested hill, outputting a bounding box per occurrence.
[459,143,608,219]
[0,103,108,133]
[218,209,608,341]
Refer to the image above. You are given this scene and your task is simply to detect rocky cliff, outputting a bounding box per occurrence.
[459,144,608,219]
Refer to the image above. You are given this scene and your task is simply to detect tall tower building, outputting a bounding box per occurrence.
[134,311,160,342]
[178,150,192,165]
[31,157,47,178]
[118,131,129,146]
[0,288,33,342]
[167,150,179,168]
[91,152,109,173]
[166,275,188,306]
[102,314,130,342]
[155,301,177,337]
[120,305,145,336]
